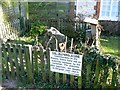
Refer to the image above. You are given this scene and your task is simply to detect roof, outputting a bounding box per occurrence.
[84,17,98,25]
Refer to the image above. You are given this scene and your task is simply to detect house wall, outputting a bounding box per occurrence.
[76,0,97,18]
[93,0,101,19]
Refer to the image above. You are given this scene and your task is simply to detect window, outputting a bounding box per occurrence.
[112,1,117,5]
[106,11,110,16]
[102,5,106,9]
[111,1,118,17]
[107,5,110,10]
[111,12,116,16]
[102,11,105,16]
[99,0,119,21]
[102,1,107,5]
[108,1,111,5]
[112,6,117,10]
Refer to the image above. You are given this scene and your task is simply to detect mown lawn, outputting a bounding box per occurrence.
[100,36,120,58]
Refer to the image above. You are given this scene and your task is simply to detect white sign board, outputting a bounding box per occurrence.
[50,51,83,76]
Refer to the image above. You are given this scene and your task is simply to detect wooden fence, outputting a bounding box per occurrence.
[1,43,120,88]
[30,18,86,33]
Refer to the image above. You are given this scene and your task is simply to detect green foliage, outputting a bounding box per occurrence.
[29,22,47,38]
[82,47,118,69]
[34,73,70,88]
[1,1,18,7]
[75,28,86,47]
[29,2,69,22]
[80,47,119,88]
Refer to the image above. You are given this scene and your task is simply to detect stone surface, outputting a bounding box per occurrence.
[43,27,66,51]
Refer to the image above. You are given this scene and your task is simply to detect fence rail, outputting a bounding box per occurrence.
[1,43,120,88]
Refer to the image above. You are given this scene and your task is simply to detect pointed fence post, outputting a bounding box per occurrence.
[17,44,25,82]
[70,38,74,87]
[63,36,67,83]
[13,44,21,81]
[78,55,83,88]
[39,46,46,81]
[46,48,53,83]
[65,36,67,52]
[110,61,118,88]
[55,38,60,83]
[70,38,73,53]
[2,44,10,79]
[33,47,39,76]
[24,45,34,84]
[94,57,101,88]
[7,44,15,79]
[0,40,2,84]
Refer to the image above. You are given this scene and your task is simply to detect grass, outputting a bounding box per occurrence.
[7,36,35,45]
[100,36,120,58]
[100,36,120,87]
[8,35,120,58]
[7,35,120,58]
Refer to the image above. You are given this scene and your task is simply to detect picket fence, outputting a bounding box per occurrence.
[1,43,120,88]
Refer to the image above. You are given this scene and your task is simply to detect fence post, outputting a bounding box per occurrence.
[70,38,73,53]
[55,39,60,83]
[86,63,92,88]
[2,44,10,79]
[118,64,120,87]
[33,47,39,76]
[17,44,25,82]
[78,75,82,88]
[46,48,53,83]
[24,45,34,84]
[78,55,83,88]
[62,36,67,83]
[102,65,109,88]
[39,46,46,81]
[70,38,74,87]
[94,57,100,88]
[55,71,59,84]
[110,61,118,88]
[0,40,2,84]
[7,44,15,79]
[12,44,20,80]
[55,37,59,51]
[1,44,6,79]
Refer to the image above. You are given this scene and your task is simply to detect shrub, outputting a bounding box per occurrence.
[29,22,47,38]
[27,22,47,44]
